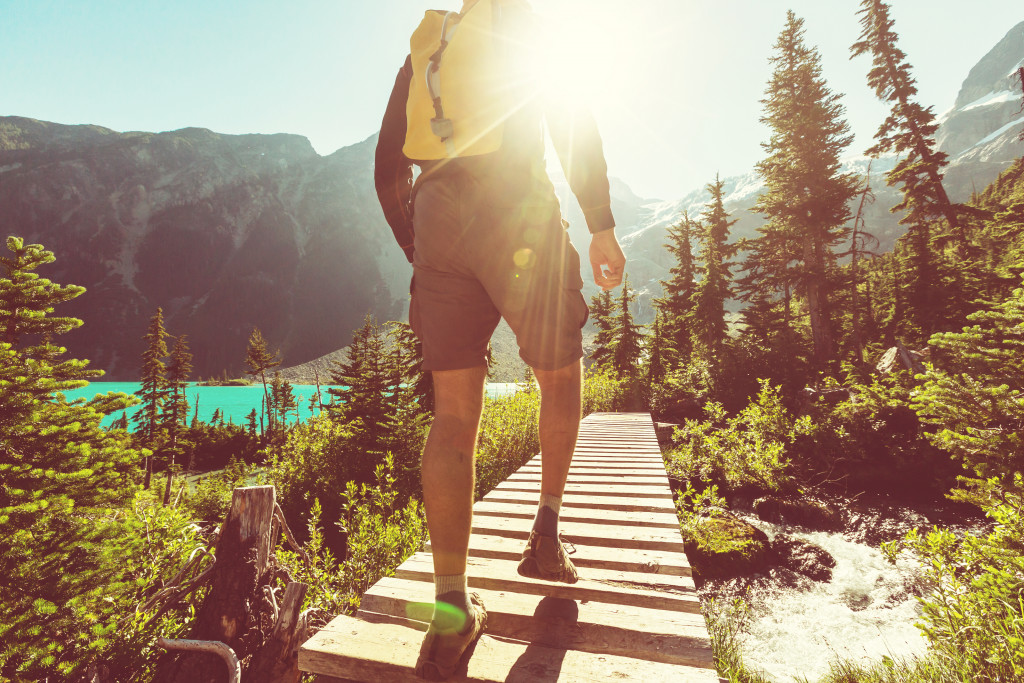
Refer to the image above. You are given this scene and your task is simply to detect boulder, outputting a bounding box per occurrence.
[771,535,836,583]
[682,511,773,587]
[752,496,842,530]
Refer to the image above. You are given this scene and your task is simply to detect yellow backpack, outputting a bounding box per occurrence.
[404,0,531,160]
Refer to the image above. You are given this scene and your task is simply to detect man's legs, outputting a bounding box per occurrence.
[517,359,583,583]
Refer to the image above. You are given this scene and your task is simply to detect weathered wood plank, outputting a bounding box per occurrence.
[473,500,682,530]
[351,577,713,667]
[494,480,675,499]
[454,532,692,576]
[480,489,677,515]
[387,554,698,612]
[472,516,686,553]
[301,616,719,682]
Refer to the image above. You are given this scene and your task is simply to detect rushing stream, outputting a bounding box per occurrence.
[729,515,928,682]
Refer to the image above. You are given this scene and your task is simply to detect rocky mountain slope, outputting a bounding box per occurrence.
[0,120,411,379]
[1,21,1021,379]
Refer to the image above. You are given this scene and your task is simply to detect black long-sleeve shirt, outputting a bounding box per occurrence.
[374,54,615,263]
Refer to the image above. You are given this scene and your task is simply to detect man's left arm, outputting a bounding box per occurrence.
[547,105,625,290]
[374,55,416,263]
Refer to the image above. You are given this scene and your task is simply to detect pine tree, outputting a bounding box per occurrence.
[851,0,963,241]
[244,327,281,435]
[654,213,698,364]
[588,289,616,370]
[645,312,668,385]
[610,275,644,378]
[752,11,859,370]
[161,333,192,503]
[851,0,965,340]
[329,316,400,434]
[0,237,142,678]
[692,176,737,363]
[134,308,168,488]
[913,280,1024,493]
[391,320,433,415]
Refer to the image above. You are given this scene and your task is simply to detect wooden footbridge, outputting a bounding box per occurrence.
[300,413,718,682]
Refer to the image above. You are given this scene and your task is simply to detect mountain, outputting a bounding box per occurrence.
[0,119,411,379]
[1,22,1021,379]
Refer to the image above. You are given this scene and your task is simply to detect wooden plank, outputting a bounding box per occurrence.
[455,533,691,577]
[505,475,672,486]
[472,516,686,553]
[480,489,676,515]
[494,481,674,499]
[472,500,681,530]
[353,578,713,667]
[514,464,667,474]
[301,616,719,682]
[389,554,698,612]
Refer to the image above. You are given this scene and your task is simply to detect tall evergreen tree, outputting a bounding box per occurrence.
[692,176,737,363]
[852,0,966,340]
[645,312,668,385]
[161,333,192,504]
[244,327,281,435]
[0,237,141,678]
[588,289,616,370]
[610,275,644,379]
[134,308,168,488]
[329,315,400,435]
[752,11,859,369]
[851,0,962,241]
[654,213,698,364]
[391,320,433,415]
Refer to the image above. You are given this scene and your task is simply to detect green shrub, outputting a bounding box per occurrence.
[881,478,1024,682]
[665,380,805,493]
[279,453,427,616]
[475,386,541,499]
[582,365,627,415]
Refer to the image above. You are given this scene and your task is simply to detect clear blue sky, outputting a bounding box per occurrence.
[2,1,1021,199]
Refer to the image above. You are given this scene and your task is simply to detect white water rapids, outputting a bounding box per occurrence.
[730,516,928,682]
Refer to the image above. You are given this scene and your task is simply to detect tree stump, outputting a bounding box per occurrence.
[154,485,304,683]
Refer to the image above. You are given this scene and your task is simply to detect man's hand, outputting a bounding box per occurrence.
[589,229,625,291]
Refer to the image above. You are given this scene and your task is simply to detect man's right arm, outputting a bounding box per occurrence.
[374,55,416,263]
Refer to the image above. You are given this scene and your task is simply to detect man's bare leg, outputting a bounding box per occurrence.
[534,359,583,498]
[516,360,582,583]
[420,365,487,632]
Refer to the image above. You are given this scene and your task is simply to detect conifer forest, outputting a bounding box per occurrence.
[2,2,1024,681]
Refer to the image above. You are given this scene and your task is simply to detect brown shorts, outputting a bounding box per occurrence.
[409,167,588,372]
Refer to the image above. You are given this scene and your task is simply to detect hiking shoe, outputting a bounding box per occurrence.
[516,531,579,583]
[414,592,487,681]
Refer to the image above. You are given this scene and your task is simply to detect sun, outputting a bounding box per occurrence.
[525,2,633,105]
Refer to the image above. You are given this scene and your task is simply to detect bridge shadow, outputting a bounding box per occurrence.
[505,596,579,682]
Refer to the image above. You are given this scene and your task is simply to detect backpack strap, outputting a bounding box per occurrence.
[426,11,460,156]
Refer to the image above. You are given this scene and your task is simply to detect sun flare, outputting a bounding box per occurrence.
[527,2,637,104]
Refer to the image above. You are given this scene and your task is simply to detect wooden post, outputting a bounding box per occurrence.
[246,582,310,683]
[154,486,277,683]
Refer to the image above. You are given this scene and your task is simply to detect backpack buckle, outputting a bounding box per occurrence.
[430,117,454,141]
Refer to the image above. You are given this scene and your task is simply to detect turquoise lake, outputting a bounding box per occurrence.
[63,382,522,427]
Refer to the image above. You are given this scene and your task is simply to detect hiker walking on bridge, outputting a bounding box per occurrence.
[375,0,625,678]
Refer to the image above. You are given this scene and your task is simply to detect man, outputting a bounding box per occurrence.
[374,1,625,678]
